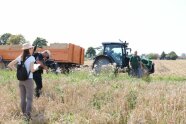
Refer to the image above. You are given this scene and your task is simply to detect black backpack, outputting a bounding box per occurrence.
[17,56,30,81]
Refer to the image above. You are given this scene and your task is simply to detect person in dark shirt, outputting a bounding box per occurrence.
[130,51,142,78]
[33,50,51,97]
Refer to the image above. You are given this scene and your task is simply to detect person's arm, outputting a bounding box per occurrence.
[138,56,143,68]
[138,56,141,61]
[30,61,37,72]
[35,54,48,71]
[36,60,48,73]
[7,59,18,71]
[129,56,133,67]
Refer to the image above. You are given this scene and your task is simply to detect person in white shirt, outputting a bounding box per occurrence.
[8,43,37,121]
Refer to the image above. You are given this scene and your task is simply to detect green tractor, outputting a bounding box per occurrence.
[92,40,154,76]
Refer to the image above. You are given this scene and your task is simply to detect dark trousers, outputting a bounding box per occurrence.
[33,71,42,97]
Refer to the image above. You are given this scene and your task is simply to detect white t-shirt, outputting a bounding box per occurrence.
[16,55,35,79]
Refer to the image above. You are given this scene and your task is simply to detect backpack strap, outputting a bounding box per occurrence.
[22,55,31,77]
[23,55,31,62]
[28,70,31,77]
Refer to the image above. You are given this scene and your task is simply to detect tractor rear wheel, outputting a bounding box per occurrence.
[92,57,112,74]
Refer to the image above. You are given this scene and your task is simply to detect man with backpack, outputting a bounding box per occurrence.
[33,50,51,98]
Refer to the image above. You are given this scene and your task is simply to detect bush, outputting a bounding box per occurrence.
[166,51,178,60]
[146,53,159,60]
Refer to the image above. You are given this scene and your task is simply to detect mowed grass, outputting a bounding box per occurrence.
[0,60,186,124]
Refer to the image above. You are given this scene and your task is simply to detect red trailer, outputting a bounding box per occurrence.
[0,43,84,71]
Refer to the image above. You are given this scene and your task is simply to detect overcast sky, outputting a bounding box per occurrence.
[0,0,185,55]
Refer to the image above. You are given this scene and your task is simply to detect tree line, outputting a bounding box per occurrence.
[85,47,185,60]
[145,51,182,60]
[1,33,184,60]
[0,33,48,47]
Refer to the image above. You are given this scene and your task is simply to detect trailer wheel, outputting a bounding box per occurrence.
[92,57,112,74]
[0,62,6,70]
[61,67,70,74]
[0,56,2,62]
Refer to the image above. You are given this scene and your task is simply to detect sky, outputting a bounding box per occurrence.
[0,0,186,55]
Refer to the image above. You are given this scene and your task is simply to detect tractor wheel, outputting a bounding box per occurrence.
[92,57,112,74]
[0,62,5,69]
[141,65,150,77]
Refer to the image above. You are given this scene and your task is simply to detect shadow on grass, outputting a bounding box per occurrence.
[31,113,48,124]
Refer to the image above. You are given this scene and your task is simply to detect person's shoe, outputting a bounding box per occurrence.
[35,89,42,98]
[23,113,31,122]
[35,90,40,98]
[39,89,42,95]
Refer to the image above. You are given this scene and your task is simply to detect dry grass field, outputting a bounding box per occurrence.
[0,60,186,124]
[154,60,186,76]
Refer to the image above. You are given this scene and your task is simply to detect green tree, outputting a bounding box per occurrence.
[166,51,178,60]
[86,47,96,58]
[0,33,12,45]
[160,51,166,60]
[146,53,159,60]
[7,34,26,45]
[32,37,48,48]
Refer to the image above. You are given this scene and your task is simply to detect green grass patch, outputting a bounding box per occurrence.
[153,75,186,82]
[0,70,16,84]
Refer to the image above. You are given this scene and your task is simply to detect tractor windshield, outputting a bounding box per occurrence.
[104,44,123,66]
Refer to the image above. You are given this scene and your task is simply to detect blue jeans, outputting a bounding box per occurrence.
[132,67,142,78]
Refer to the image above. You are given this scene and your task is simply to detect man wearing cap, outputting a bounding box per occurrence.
[33,50,51,97]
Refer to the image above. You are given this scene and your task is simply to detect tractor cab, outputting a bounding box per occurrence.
[102,41,131,68]
[92,41,132,73]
